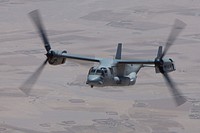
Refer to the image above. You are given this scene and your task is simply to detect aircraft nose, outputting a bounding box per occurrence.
[86,75,103,86]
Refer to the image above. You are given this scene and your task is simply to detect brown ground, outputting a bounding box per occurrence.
[0,0,200,133]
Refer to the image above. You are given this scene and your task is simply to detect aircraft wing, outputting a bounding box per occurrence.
[55,52,101,62]
[116,59,155,64]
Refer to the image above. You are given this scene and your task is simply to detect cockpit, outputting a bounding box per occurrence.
[87,67,108,87]
[88,67,108,77]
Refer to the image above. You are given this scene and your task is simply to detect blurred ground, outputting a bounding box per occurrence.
[0,0,200,133]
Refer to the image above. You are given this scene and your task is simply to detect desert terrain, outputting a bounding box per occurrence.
[0,0,200,133]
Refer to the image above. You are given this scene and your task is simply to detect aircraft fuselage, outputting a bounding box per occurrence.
[86,59,142,87]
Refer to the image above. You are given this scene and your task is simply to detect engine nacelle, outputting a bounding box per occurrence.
[155,58,175,73]
[48,50,67,65]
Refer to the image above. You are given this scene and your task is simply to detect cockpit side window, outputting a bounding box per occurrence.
[89,67,96,75]
[102,68,107,74]
[101,67,108,77]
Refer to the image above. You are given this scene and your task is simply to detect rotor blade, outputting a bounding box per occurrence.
[19,59,48,96]
[157,46,163,59]
[161,19,186,58]
[162,72,187,106]
[29,10,51,52]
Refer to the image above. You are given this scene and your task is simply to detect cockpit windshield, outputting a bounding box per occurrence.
[96,69,102,75]
[89,67,107,76]
[89,68,96,74]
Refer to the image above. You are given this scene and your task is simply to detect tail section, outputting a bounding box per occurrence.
[115,43,122,59]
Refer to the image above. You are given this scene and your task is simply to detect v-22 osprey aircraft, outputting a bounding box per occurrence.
[20,10,187,106]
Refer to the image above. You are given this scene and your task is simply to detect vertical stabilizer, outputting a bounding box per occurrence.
[115,43,122,59]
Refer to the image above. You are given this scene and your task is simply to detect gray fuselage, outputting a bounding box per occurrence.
[86,59,142,87]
